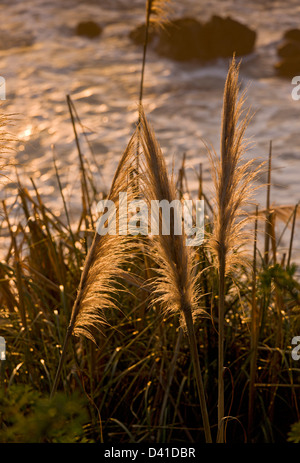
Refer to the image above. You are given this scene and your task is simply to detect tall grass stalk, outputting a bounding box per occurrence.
[136,1,171,175]
[139,1,170,107]
[287,203,299,268]
[264,141,272,266]
[51,132,137,397]
[208,57,259,442]
[248,205,258,438]
[66,94,93,230]
[138,107,212,442]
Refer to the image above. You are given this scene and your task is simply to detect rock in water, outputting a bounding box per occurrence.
[275,56,300,77]
[129,15,256,62]
[275,28,300,77]
[155,18,207,61]
[129,23,155,46]
[75,21,102,39]
[284,29,300,43]
[277,41,300,59]
[203,15,256,58]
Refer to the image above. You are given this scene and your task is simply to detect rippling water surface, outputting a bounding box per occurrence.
[1,0,300,259]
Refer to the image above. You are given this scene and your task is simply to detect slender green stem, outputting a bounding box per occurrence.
[52,148,81,270]
[158,327,183,441]
[287,202,298,268]
[248,206,258,438]
[217,251,225,443]
[66,94,94,229]
[264,141,272,266]
[50,324,73,398]
[183,307,212,443]
[139,3,152,108]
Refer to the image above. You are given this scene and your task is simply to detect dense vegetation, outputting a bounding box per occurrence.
[0,0,299,444]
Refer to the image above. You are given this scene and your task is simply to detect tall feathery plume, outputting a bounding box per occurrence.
[208,57,260,442]
[138,107,212,443]
[51,133,137,397]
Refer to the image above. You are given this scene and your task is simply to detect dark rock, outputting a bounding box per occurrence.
[284,28,300,43]
[129,23,155,45]
[275,29,300,76]
[275,56,300,77]
[129,15,256,62]
[277,40,300,58]
[155,17,207,61]
[75,21,102,39]
[202,15,256,58]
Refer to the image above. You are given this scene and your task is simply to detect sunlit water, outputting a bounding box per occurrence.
[0,0,300,262]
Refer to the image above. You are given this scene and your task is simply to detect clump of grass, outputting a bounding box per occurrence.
[0,45,299,445]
